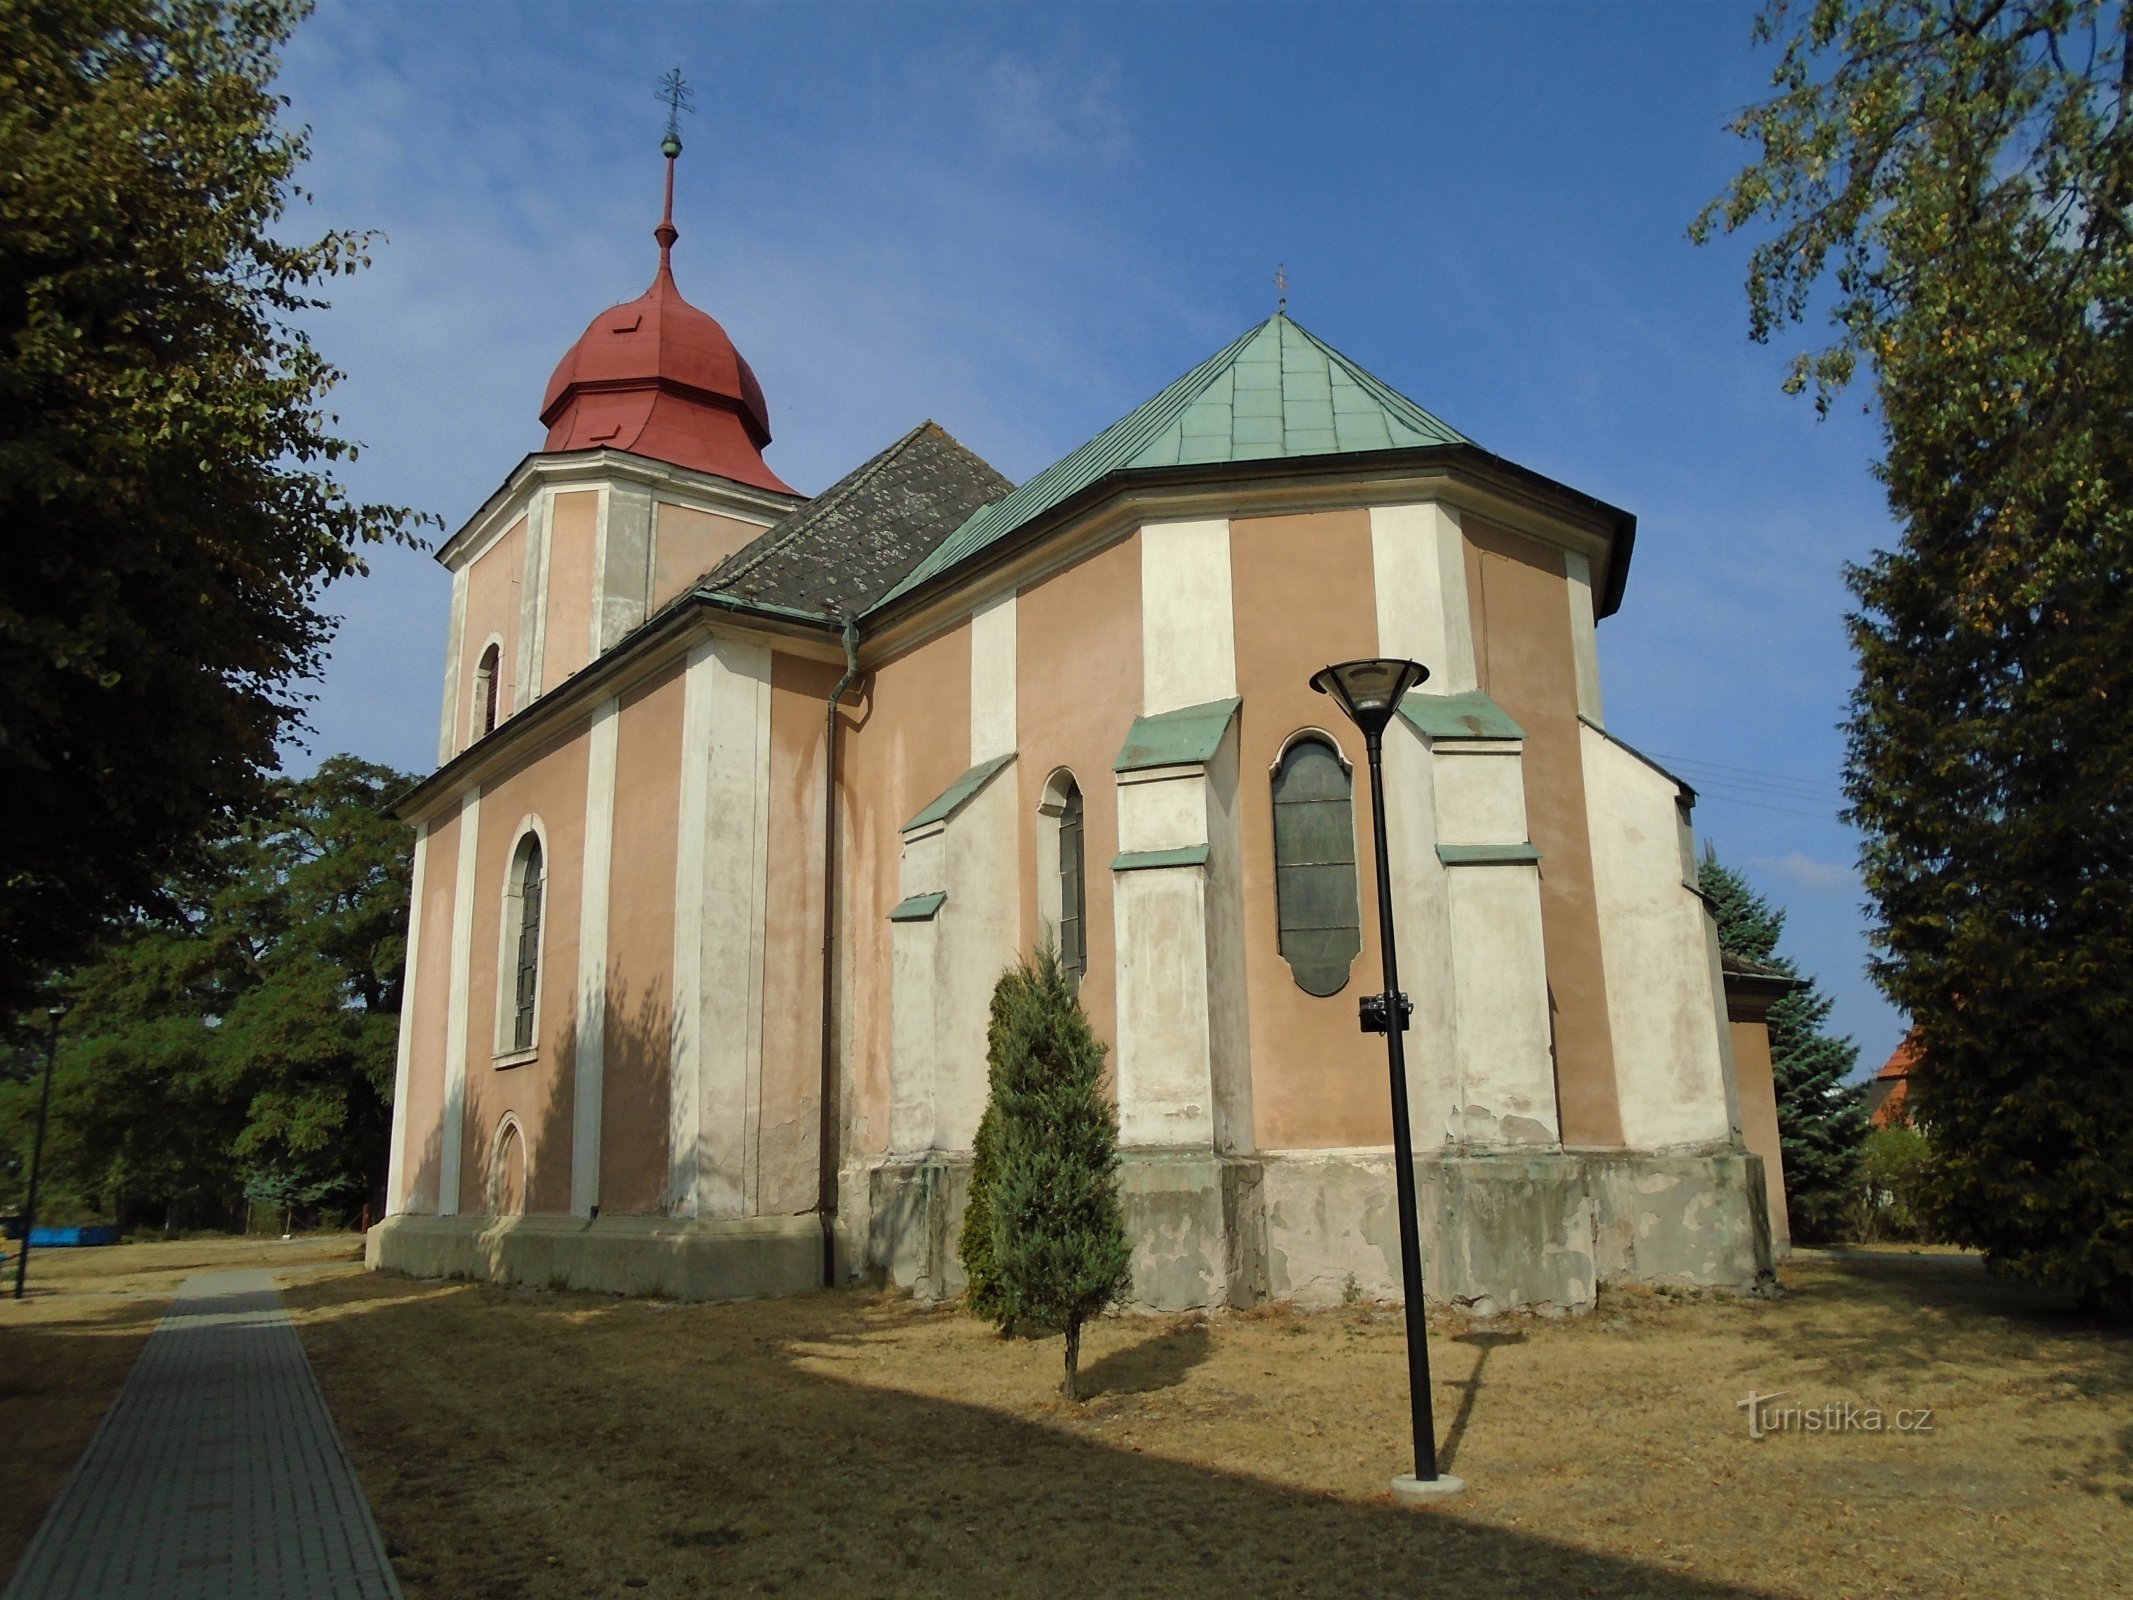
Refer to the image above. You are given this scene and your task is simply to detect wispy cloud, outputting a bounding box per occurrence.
[905,43,1132,163]
[1754,852,1857,895]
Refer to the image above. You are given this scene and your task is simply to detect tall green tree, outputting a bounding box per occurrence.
[0,0,425,1016]
[1700,847,1868,1240]
[979,949,1132,1400]
[1697,0,2133,1307]
[0,756,414,1228]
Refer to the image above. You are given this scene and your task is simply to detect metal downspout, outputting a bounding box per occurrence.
[817,617,862,1287]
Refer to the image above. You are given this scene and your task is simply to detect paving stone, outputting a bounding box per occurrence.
[6,1270,401,1600]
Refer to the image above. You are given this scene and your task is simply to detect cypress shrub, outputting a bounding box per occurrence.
[976,947,1132,1399]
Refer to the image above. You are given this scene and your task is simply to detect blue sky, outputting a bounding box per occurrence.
[274,0,1907,1072]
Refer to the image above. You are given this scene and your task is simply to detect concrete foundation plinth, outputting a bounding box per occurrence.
[365,1212,830,1301]
[862,1140,1773,1317]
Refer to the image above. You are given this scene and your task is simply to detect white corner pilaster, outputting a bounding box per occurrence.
[385,822,430,1216]
[440,788,482,1216]
[1370,501,1475,692]
[1430,735,1558,1147]
[438,565,470,764]
[671,641,714,1213]
[1564,549,1605,726]
[888,823,948,1155]
[969,591,1017,763]
[597,482,656,654]
[571,698,619,1218]
[673,635,773,1218]
[1140,519,1235,714]
[1111,709,1249,1152]
[517,488,554,706]
[1381,726,1458,1151]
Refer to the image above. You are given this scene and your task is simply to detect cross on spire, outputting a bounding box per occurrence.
[654,67,692,270]
[1273,262,1290,313]
[658,67,693,154]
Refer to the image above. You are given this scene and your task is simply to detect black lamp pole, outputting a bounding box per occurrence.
[13,1006,62,1301]
[1311,658,1462,1498]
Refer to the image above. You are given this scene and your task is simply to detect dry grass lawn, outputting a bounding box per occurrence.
[0,1232,365,1581]
[277,1249,2131,1599]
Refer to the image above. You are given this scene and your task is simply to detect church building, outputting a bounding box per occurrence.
[371,140,1783,1314]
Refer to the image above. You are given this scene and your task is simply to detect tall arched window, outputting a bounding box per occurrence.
[1039,770,1090,981]
[475,642,501,737]
[1058,779,1086,977]
[1271,736,1361,996]
[510,833,544,1051]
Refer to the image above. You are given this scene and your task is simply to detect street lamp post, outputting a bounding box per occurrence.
[1310,658,1465,1501]
[13,1005,63,1301]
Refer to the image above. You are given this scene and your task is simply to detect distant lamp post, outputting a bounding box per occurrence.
[13,1004,64,1301]
[1309,657,1465,1501]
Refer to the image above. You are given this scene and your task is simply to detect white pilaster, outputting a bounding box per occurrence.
[1370,502,1475,693]
[1564,549,1605,726]
[438,566,470,763]
[598,482,656,654]
[572,698,619,1217]
[385,823,429,1215]
[969,591,1018,763]
[1140,519,1236,713]
[518,488,554,705]
[1111,714,1249,1151]
[440,789,482,1216]
[889,826,947,1154]
[670,641,715,1213]
[1429,737,1558,1147]
[1382,726,1458,1150]
[678,635,773,1218]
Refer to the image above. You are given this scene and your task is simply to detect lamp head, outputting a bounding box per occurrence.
[1309,658,1430,737]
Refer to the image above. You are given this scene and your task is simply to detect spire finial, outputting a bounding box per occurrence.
[654,67,692,270]
[1273,262,1290,314]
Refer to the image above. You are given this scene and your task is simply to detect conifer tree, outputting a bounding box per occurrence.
[956,972,1021,1333]
[1700,846,1868,1241]
[984,947,1132,1400]
[1697,0,2133,1308]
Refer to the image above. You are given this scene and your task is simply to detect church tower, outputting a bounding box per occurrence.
[428,125,804,768]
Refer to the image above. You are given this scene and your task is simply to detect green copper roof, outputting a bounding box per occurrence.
[872,314,1472,611]
[1113,697,1241,772]
[1398,690,1525,742]
[902,752,1015,832]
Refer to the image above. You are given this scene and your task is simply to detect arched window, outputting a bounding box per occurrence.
[488,1115,526,1216]
[510,833,544,1051]
[1271,736,1361,996]
[1058,779,1086,977]
[475,642,501,737]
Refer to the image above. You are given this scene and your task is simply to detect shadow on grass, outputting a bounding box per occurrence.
[1439,1327,1526,1472]
[1756,1252,2133,1399]
[285,1274,1774,1600]
[1076,1320,1213,1398]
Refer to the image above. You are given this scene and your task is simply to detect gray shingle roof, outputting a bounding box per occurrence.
[697,421,1012,619]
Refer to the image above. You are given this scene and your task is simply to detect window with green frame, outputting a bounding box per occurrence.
[1271,736,1361,995]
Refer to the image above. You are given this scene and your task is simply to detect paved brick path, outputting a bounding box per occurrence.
[6,1269,402,1600]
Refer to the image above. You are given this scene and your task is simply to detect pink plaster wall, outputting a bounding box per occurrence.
[396,810,460,1214]
[655,504,770,612]
[459,516,525,751]
[458,725,589,1215]
[601,662,684,1214]
[541,491,600,690]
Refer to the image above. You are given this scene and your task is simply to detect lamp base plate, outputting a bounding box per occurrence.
[1391,1472,1467,1503]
